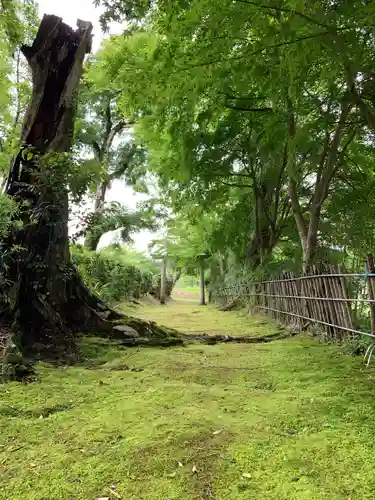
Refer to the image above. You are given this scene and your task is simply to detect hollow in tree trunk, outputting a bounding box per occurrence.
[0,15,180,380]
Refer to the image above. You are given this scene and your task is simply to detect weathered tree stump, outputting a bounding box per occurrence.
[0,15,181,380]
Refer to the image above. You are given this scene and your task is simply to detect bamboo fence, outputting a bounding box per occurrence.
[218,257,375,350]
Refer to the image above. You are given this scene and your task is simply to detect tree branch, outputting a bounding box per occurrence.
[222,92,267,101]
[224,104,272,112]
[329,128,357,183]
[316,100,352,205]
[210,172,253,178]
[181,30,337,70]
[102,119,133,158]
[345,63,375,132]
[286,96,307,241]
[273,141,288,225]
[104,101,112,140]
[92,140,101,160]
[218,180,252,188]
[233,0,332,29]
[315,127,330,186]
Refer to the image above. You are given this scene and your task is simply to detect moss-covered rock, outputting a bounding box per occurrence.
[110,316,183,346]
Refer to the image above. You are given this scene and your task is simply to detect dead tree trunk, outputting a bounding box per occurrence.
[0,16,180,380]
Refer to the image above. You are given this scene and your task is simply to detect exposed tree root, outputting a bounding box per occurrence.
[181,330,300,344]
[0,274,183,381]
[218,298,243,312]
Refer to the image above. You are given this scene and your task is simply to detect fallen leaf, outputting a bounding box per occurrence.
[30,463,37,468]
[212,429,223,436]
[242,473,252,479]
[96,497,110,500]
[105,486,121,499]
[178,461,183,467]
[7,446,23,453]
[192,465,198,473]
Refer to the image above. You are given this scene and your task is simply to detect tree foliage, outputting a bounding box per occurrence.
[92,0,375,279]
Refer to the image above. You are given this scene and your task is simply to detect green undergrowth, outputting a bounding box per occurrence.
[1,303,375,499]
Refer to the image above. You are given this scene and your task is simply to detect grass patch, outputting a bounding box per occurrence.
[1,302,375,499]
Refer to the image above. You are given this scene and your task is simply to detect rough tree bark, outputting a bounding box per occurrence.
[0,15,180,380]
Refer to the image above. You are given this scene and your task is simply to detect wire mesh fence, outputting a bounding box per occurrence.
[217,257,375,357]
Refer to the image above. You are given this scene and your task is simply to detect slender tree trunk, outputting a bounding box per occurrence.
[218,254,225,277]
[200,261,206,306]
[160,256,167,305]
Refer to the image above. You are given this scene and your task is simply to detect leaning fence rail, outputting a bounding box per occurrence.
[217,257,375,365]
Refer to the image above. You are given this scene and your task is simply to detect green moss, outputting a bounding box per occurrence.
[1,302,375,499]
[120,299,279,337]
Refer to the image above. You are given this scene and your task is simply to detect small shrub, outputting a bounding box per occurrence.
[343,336,371,356]
[71,244,156,303]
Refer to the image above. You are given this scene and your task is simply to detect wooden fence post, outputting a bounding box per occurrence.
[367,254,375,338]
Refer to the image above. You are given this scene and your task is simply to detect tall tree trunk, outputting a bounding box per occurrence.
[199,261,206,306]
[0,16,179,380]
[1,15,94,347]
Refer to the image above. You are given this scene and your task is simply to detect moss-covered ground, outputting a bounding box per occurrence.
[1,295,375,499]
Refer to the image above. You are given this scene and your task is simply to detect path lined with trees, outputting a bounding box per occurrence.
[1,2,375,496]
[1,1,375,373]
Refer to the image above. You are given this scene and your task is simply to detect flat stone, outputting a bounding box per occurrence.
[97,310,111,319]
[113,325,139,337]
